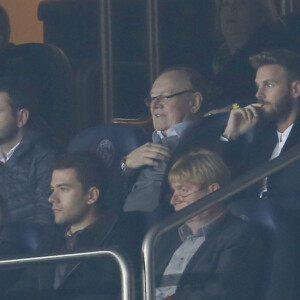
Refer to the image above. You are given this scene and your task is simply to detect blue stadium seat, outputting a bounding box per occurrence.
[0,42,73,142]
[0,222,45,254]
[68,123,148,169]
[231,200,295,300]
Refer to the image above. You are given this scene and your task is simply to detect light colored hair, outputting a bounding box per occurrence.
[168,148,231,189]
[215,0,284,37]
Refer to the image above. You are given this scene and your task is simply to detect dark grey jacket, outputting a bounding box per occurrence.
[0,129,61,226]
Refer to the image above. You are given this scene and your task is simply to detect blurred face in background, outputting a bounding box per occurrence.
[220,0,261,46]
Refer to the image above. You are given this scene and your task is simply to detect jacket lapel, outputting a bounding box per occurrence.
[49,212,120,290]
[281,117,300,152]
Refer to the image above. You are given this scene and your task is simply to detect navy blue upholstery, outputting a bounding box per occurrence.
[0,222,44,254]
[68,123,148,168]
[0,43,73,142]
[230,199,295,300]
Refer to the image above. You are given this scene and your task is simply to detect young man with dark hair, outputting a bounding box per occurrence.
[0,76,61,226]
[222,49,300,210]
[6,152,144,300]
[221,48,300,299]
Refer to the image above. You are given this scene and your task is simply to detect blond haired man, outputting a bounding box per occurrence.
[155,149,268,300]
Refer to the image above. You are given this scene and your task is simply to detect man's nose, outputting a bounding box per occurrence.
[48,190,57,203]
[170,192,179,205]
[151,98,163,108]
[256,87,264,100]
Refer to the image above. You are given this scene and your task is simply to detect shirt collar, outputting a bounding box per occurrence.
[152,121,194,143]
[277,123,293,143]
[0,142,21,163]
[178,211,227,242]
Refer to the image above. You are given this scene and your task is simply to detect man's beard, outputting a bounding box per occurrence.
[0,123,19,146]
[260,93,294,123]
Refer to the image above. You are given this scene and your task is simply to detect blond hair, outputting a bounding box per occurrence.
[168,148,231,189]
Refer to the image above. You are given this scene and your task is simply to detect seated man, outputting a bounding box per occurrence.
[0,76,61,226]
[220,48,300,299]
[116,67,224,213]
[6,152,144,300]
[155,149,268,300]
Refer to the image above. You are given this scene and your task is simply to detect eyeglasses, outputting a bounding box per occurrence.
[173,189,204,199]
[144,89,195,107]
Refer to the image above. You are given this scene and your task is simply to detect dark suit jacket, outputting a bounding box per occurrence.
[220,117,300,220]
[155,212,268,300]
[5,212,145,300]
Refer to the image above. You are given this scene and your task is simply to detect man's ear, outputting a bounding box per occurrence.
[206,183,220,195]
[87,187,100,205]
[17,108,29,128]
[189,92,203,114]
[291,80,300,99]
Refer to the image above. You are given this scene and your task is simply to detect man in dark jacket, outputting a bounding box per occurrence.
[220,49,300,299]
[5,152,144,300]
[155,149,268,300]
[0,76,61,226]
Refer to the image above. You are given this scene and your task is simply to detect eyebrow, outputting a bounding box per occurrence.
[51,183,72,188]
[255,79,277,85]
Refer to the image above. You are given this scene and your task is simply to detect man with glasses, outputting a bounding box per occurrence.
[120,67,205,212]
[155,148,267,300]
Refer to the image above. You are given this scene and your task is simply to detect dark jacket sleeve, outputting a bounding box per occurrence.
[171,223,268,300]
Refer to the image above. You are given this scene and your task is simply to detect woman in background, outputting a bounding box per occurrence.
[205,0,293,115]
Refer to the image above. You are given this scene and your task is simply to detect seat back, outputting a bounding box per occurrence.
[230,199,295,300]
[68,123,148,169]
[0,43,73,142]
[0,222,45,254]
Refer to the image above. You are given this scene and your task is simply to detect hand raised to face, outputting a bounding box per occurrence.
[223,103,263,140]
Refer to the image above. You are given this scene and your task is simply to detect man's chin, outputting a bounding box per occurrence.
[260,108,278,121]
[0,137,8,145]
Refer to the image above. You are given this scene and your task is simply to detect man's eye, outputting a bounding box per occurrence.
[60,187,69,192]
[267,83,275,88]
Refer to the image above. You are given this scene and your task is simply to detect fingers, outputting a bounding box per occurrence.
[125,143,171,168]
[224,103,263,140]
[238,104,262,122]
[231,103,262,122]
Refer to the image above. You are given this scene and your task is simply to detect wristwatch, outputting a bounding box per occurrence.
[120,156,135,175]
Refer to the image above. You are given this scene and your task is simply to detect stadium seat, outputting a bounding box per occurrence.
[0,43,73,142]
[68,123,148,169]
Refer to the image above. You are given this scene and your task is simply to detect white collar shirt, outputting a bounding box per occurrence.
[0,142,21,163]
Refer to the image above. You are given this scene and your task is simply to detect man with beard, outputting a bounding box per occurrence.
[221,49,300,209]
[221,49,300,299]
[0,76,60,227]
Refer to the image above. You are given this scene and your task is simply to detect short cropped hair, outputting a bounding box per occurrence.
[159,66,207,96]
[249,49,300,82]
[0,6,10,46]
[168,148,231,189]
[53,152,108,195]
[158,66,208,113]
